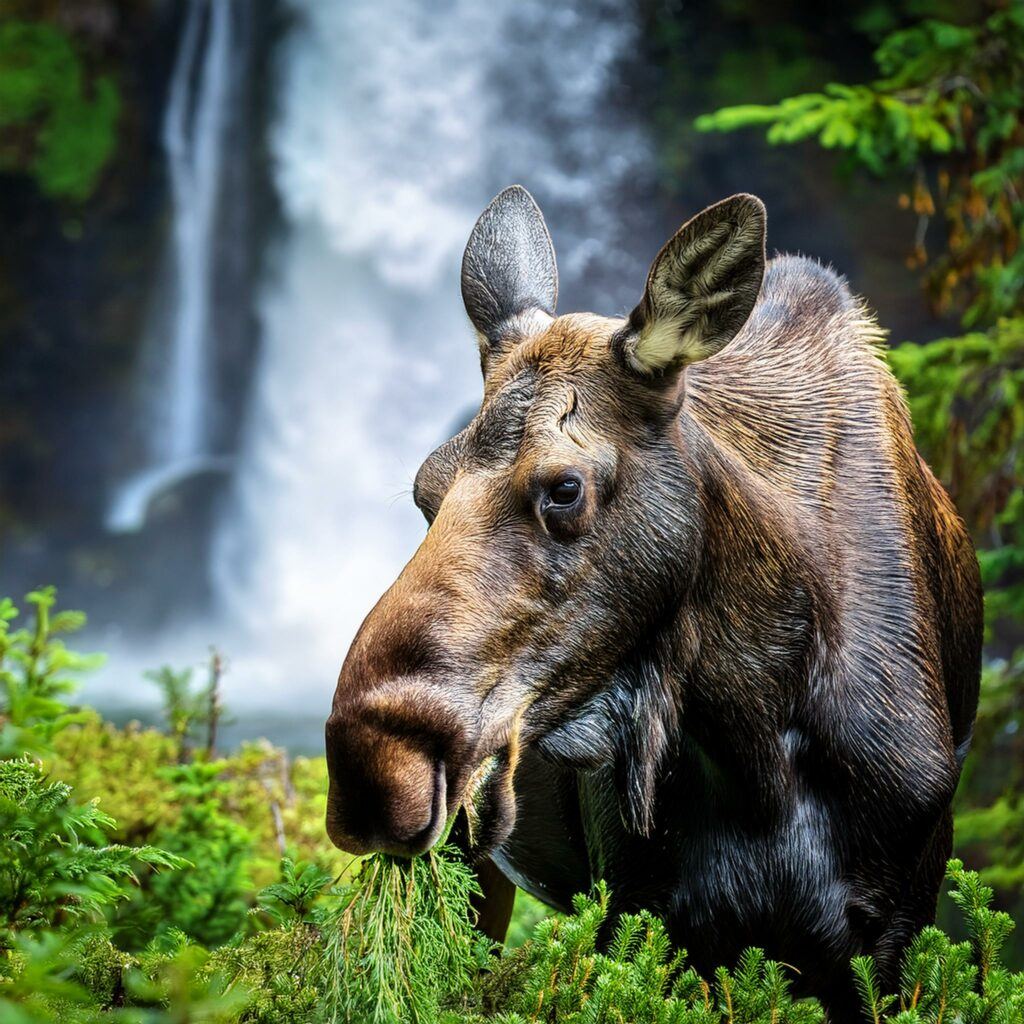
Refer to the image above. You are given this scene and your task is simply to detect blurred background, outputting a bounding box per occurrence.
[0,0,1021,944]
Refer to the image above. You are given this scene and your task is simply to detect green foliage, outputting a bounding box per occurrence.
[320,845,489,1023]
[641,2,872,185]
[697,2,1024,326]
[477,883,823,1024]
[956,780,1024,895]
[255,856,333,926]
[201,924,318,1023]
[48,711,180,840]
[506,890,550,949]
[852,955,896,1023]
[0,591,254,1021]
[147,652,231,764]
[888,318,1024,627]
[468,864,1024,1022]
[0,587,101,756]
[0,20,120,200]
[123,934,254,1024]
[848,860,1023,1021]
[0,757,184,954]
[0,930,102,1024]
[138,760,255,949]
[48,717,336,892]
[147,666,208,762]
[0,591,182,966]
[3,589,1023,1021]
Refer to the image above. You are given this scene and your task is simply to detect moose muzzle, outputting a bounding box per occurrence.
[324,467,515,857]
[324,669,477,857]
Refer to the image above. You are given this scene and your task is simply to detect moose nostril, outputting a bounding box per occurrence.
[324,721,449,857]
[384,757,446,853]
[405,759,447,852]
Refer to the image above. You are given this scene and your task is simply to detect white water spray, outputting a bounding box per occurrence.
[90,0,652,727]
[107,0,234,533]
[209,0,652,707]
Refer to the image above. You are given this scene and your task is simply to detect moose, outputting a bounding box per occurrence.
[325,187,982,1017]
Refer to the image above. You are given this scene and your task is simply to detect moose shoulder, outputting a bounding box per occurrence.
[325,187,982,1018]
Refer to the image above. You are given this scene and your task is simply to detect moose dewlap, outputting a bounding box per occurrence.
[323,185,982,1021]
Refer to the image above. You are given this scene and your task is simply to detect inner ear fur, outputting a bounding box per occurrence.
[613,194,766,376]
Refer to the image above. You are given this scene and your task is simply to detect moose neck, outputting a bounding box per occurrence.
[571,415,819,903]
[618,409,819,836]
[681,410,819,807]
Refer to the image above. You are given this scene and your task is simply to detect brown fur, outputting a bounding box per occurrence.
[325,190,981,1018]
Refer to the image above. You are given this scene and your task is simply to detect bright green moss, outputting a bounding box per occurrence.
[0,21,120,200]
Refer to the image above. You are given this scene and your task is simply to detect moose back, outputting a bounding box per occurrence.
[324,187,982,1017]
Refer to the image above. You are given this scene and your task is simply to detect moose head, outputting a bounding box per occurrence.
[325,186,766,857]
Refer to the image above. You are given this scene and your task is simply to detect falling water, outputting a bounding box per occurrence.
[106,0,236,533]
[209,0,654,707]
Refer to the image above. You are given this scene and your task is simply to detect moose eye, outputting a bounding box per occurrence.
[547,477,582,508]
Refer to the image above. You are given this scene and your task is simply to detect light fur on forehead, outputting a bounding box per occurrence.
[473,308,554,362]
[616,194,766,376]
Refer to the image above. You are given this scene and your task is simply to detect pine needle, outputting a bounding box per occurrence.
[318,842,486,1024]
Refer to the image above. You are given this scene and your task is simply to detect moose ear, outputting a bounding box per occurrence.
[613,194,766,376]
[461,186,558,364]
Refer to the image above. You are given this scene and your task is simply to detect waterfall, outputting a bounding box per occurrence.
[106,0,236,534]
[209,0,655,706]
